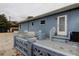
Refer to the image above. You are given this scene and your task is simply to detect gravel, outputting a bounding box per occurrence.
[0,33,23,56]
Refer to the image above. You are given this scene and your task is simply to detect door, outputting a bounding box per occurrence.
[57,15,67,35]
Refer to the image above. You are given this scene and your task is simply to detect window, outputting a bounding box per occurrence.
[40,20,45,24]
[59,17,65,31]
[57,15,67,35]
[32,22,34,26]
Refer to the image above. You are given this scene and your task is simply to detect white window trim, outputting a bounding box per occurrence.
[57,15,67,36]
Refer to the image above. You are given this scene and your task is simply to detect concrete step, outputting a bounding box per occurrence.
[53,36,69,40]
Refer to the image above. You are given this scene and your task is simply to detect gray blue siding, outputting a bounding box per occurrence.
[20,22,29,32]
[20,8,79,37]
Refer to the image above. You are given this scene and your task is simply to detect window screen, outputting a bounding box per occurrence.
[59,17,65,31]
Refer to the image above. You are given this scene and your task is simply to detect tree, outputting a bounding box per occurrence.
[0,14,11,32]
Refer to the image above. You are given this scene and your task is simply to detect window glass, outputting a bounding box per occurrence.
[59,17,65,31]
[40,20,45,24]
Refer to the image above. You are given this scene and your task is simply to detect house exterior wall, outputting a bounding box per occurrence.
[20,22,29,32]
[20,8,79,37]
[28,20,40,32]
[68,9,79,32]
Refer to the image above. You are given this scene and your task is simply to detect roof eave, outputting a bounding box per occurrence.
[19,3,79,24]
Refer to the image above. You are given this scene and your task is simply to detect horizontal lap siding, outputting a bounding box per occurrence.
[20,22,29,32]
[20,8,79,37]
[68,9,79,32]
[46,9,79,36]
[29,20,40,32]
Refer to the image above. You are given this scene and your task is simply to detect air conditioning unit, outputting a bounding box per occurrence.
[70,32,79,42]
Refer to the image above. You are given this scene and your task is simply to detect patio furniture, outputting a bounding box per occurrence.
[49,27,56,40]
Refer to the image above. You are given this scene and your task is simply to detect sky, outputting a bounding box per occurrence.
[0,3,73,22]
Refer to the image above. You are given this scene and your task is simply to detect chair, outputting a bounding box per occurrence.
[49,27,56,40]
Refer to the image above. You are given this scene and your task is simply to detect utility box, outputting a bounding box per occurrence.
[70,32,79,42]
